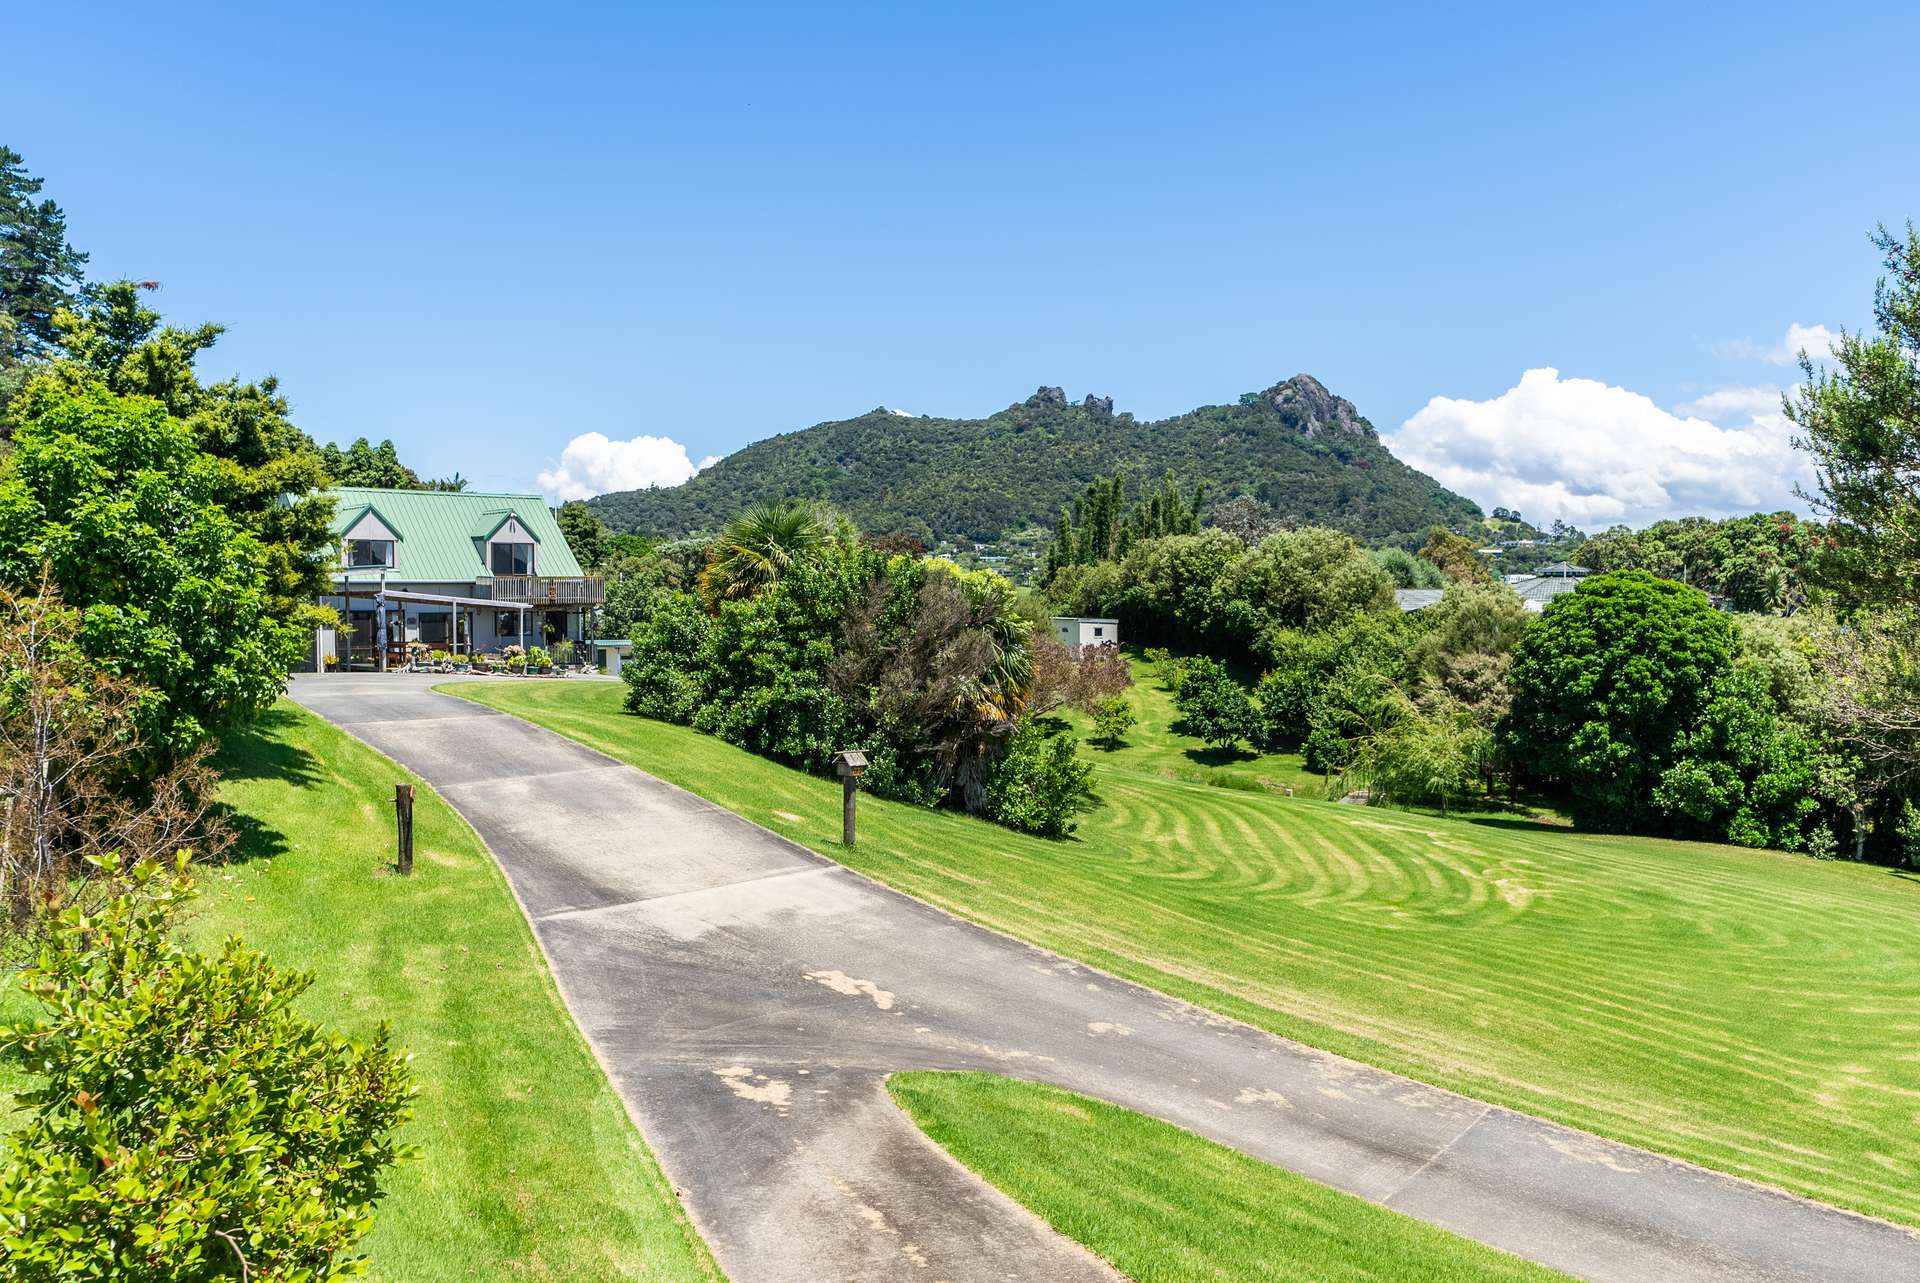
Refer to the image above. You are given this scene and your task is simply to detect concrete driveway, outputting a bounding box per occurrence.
[289,673,1920,1283]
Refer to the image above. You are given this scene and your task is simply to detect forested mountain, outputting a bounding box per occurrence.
[588,375,1481,544]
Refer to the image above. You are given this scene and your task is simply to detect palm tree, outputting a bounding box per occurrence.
[698,500,833,606]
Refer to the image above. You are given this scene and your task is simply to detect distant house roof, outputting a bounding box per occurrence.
[1509,574,1584,611]
[1394,588,1446,612]
[325,487,585,582]
[1534,561,1591,577]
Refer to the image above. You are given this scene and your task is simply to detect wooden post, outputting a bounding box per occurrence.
[395,783,415,875]
[832,749,866,847]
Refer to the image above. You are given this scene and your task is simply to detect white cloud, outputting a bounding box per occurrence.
[1390,367,1813,530]
[536,432,710,502]
[1717,322,1841,365]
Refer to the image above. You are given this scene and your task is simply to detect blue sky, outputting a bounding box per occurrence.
[7,2,1919,526]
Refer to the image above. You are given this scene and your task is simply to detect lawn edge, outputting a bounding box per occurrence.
[288,696,728,1282]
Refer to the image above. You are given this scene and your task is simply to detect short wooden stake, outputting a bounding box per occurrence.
[842,775,857,847]
[395,783,415,875]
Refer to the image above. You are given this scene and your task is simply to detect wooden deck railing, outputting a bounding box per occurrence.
[491,575,606,605]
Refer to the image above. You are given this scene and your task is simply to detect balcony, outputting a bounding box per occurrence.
[490,575,606,605]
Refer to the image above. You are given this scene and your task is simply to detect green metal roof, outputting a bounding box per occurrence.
[326,488,585,581]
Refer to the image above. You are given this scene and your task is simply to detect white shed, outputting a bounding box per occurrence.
[1051,616,1119,649]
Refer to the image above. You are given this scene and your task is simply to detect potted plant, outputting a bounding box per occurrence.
[450,651,471,672]
[529,646,553,676]
[503,644,526,673]
[551,639,574,673]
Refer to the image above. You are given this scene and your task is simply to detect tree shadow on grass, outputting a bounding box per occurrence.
[1460,813,1580,835]
[212,707,325,787]
[1183,745,1259,767]
[204,707,325,867]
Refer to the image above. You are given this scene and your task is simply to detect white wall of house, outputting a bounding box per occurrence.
[1051,616,1119,649]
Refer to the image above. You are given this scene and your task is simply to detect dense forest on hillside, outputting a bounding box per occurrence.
[589,375,1481,544]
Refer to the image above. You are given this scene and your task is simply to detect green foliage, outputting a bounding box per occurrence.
[1651,668,1824,850]
[1171,657,1256,751]
[1371,546,1445,588]
[1058,530,1243,650]
[1042,469,1206,580]
[0,382,305,756]
[527,646,552,670]
[985,716,1093,837]
[319,438,421,489]
[1408,581,1532,725]
[1350,697,1492,813]
[1088,694,1136,747]
[555,500,609,569]
[48,281,339,629]
[1577,512,1823,613]
[588,376,1480,547]
[1216,526,1395,640]
[621,591,714,723]
[1505,571,1735,830]
[1301,666,1403,775]
[1417,526,1493,583]
[0,858,414,1280]
[697,499,836,607]
[1788,223,1920,608]
[0,146,88,358]
[621,532,1063,831]
[1254,611,1420,752]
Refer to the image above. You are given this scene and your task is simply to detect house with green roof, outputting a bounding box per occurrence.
[319,488,604,669]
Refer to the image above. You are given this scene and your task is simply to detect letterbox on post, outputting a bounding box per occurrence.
[833,749,868,846]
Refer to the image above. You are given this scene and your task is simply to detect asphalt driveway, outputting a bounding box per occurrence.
[289,673,1920,1283]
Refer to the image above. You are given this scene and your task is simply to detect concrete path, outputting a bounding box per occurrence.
[290,673,1920,1283]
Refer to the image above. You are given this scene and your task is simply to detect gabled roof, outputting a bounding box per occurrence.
[325,487,585,582]
[1394,588,1445,612]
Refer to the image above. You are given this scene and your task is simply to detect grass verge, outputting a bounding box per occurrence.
[890,1071,1575,1282]
[2,701,722,1282]
[444,675,1920,1227]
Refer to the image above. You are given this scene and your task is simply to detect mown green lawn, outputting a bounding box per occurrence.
[2,701,722,1282]
[447,675,1920,1228]
[891,1071,1574,1283]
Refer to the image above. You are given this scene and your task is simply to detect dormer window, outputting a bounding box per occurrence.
[490,541,534,575]
[347,538,395,568]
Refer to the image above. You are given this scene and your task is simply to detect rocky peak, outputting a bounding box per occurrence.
[1259,374,1378,440]
[1082,393,1114,415]
[1027,385,1068,408]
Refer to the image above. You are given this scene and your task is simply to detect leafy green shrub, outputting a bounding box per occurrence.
[622,590,714,723]
[1351,697,1492,813]
[0,383,305,760]
[1505,571,1735,831]
[527,646,552,670]
[1171,657,1256,751]
[1651,668,1824,849]
[986,717,1093,837]
[1371,546,1445,589]
[1088,694,1136,748]
[0,858,414,1279]
[1141,646,1171,668]
[1303,667,1404,774]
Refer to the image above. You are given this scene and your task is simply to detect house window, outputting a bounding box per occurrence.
[495,610,525,640]
[418,613,452,645]
[490,541,534,576]
[346,538,395,568]
[1092,626,1104,638]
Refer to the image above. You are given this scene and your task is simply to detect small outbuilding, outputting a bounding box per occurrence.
[1051,616,1119,649]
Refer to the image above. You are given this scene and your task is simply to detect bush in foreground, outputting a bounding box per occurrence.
[0,858,414,1280]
